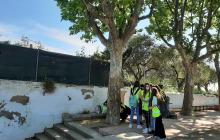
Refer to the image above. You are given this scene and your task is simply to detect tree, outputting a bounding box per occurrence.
[148,0,220,115]
[214,53,220,110]
[56,0,155,124]
[75,46,86,57]
[194,62,217,93]
[161,48,185,91]
[123,35,159,82]
[92,41,185,90]
[92,49,110,62]
[92,35,162,83]
[20,36,44,49]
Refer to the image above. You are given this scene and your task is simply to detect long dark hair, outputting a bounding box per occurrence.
[151,88,157,97]
[143,83,150,97]
[133,81,140,88]
[131,81,140,95]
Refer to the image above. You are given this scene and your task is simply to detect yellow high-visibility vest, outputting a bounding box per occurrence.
[142,91,151,111]
[152,106,161,118]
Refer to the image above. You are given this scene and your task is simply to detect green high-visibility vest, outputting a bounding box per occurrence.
[152,106,161,118]
[142,91,151,111]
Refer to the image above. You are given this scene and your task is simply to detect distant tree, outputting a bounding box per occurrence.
[123,35,159,82]
[194,62,217,93]
[20,36,43,49]
[92,49,110,61]
[148,0,220,116]
[92,38,185,90]
[92,35,160,82]
[75,46,86,57]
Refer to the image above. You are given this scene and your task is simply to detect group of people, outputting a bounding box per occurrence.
[129,81,166,140]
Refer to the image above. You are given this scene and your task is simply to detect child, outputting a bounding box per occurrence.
[129,81,142,129]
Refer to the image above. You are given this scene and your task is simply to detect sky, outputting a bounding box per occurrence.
[0,0,149,56]
[0,0,105,56]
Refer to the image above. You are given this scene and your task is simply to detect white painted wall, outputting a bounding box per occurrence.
[167,93,218,108]
[0,80,218,140]
[0,79,107,140]
[123,89,218,109]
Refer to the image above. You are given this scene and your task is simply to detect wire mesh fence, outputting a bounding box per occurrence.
[0,44,109,86]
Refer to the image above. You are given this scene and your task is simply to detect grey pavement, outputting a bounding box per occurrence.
[79,110,220,140]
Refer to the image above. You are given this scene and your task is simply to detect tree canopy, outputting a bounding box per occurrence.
[56,0,155,124]
[147,0,220,115]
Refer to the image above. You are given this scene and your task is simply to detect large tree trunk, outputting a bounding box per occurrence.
[214,53,220,110]
[106,44,124,125]
[181,62,195,116]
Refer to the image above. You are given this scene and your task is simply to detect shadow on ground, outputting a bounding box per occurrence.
[77,111,220,140]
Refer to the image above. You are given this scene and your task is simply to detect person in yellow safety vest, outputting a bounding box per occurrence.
[129,81,142,129]
[140,83,152,134]
[150,87,166,140]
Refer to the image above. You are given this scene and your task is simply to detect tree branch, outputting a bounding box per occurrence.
[173,0,179,41]
[154,17,174,48]
[171,65,179,79]
[165,0,174,15]
[179,0,188,45]
[122,0,146,43]
[87,12,109,47]
[145,67,158,73]
[82,0,108,23]
[101,0,118,42]
[138,0,155,21]
[214,53,220,73]
[193,0,209,61]
[195,48,220,62]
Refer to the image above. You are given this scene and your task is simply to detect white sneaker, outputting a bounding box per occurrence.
[137,125,142,129]
[129,124,133,128]
[142,128,149,134]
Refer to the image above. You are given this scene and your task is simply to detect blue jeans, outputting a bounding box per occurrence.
[150,116,156,130]
[130,106,141,125]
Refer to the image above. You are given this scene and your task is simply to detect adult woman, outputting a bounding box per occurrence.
[151,88,166,140]
[141,83,152,134]
[129,81,142,129]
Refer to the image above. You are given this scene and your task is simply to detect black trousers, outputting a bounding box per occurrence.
[154,115,166,139]
[120,105,131,121]
[142,110,150,128]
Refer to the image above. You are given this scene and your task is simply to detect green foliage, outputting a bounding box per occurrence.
[91,37,186,90]
[194,62,217,85]
[91,49,110,61]
[56,0,152,42]
[148,0,220,58]
[75,47,86,57]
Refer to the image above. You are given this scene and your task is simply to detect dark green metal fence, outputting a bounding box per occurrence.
[0,44,109,86]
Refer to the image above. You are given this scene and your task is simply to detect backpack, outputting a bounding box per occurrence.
[158,90,170,118]
[129,87,140,107]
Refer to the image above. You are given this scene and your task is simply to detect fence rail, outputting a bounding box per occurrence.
[0,44,109,86]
